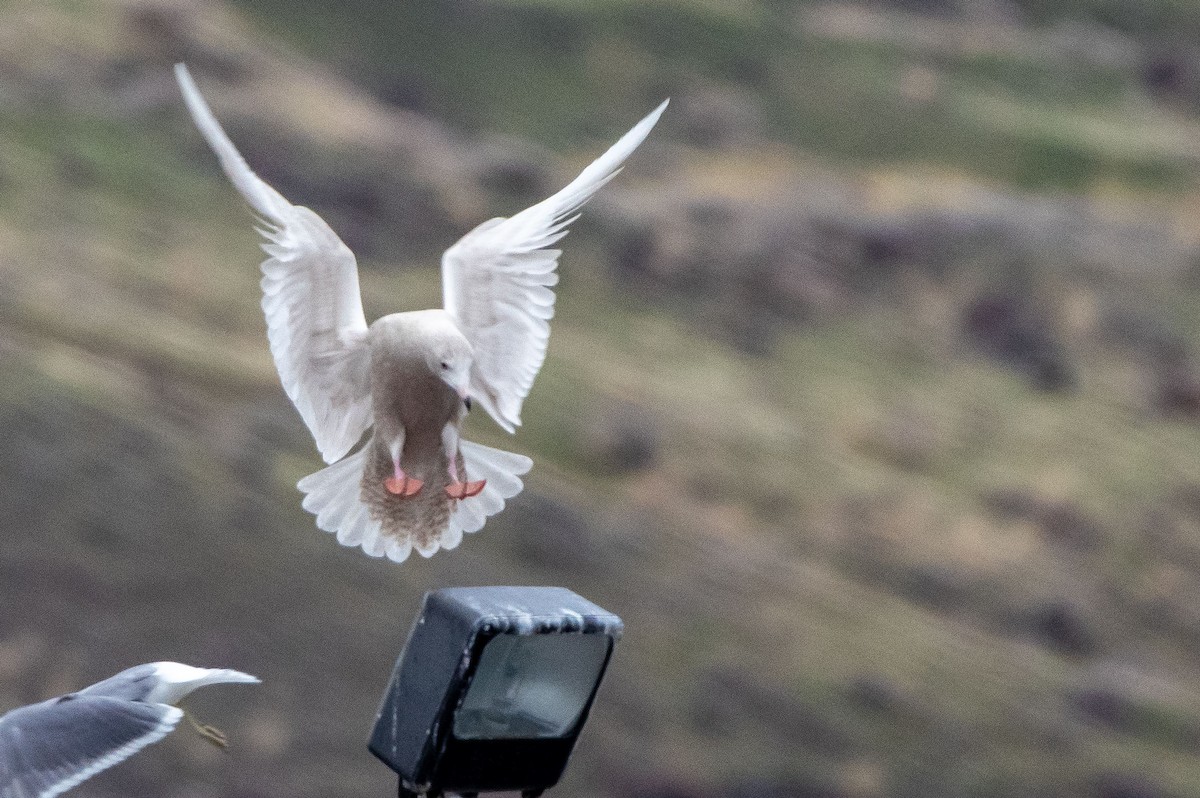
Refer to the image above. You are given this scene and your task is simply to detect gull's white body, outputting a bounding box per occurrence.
[175,63,666,562]
[0,662,258,798]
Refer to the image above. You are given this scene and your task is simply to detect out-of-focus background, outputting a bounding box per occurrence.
[4,0,1200,796]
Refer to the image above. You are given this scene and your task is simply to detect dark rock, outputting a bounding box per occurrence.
[847,674,907,715]
[610,221,658,279]
[893,563,973,611]
[472,142,553,205]
[675,86,763,150]
[1154,362,1200,418]
[1073,687,1140,732]
[724,776,847,798]
[747,238,838,324]
[621,776,712,798]
[720,304,781,357]
[962,293,1076,392]
[804,212,968,292]
[882,0,962,17]
[1141,48,1199,107]
[604,198,738,294]
[1030,601,1098,658]
[861,406,942,472]
[126,6,192,54]
[1092,772,1168,798]
[1098,305,1189,365]
[982,489,1107,550]
[697,668,855,756]
[504,493,610,577]
[583,400,660,474]
[1167,483,1200,519]
[600,199,833,355]
[1037,502,1107,550]
[232,132,457,259]
[374,74,433,113]
[119,7,251,88]
[983,488,1043,520]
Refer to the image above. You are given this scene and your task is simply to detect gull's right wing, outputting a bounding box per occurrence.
[176,64,373,463]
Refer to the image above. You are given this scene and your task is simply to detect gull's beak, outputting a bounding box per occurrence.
[440,367,470,401]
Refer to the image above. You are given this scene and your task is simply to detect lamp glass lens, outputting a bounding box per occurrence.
[453,633,610,739]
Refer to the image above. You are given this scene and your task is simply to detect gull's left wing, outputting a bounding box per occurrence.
[442,100,668,432]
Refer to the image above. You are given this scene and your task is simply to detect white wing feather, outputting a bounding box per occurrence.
[442,100,668,432]
[176,64,372,463]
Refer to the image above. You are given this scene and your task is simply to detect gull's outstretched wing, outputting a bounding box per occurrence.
[0,696,182,798]
[176,64,372,463]
[441,100,667,432]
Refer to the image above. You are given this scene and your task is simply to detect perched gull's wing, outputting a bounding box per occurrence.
[176,63,373,463]
[441,100,667,432]
[0,696,182,798]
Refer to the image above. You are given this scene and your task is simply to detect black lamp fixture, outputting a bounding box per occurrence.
[370,586,623,798]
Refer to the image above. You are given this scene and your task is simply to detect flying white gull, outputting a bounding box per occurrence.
[0,661,259,798]
[175,63,667,563]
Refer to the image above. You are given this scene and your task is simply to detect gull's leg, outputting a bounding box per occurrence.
[442,422,485,499]
[383,427,423,496]
[179,702,228,750]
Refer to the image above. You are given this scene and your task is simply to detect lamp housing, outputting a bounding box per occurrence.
[370,586,623,797]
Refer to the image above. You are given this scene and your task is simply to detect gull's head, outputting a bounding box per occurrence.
[425,328,474,399]
[395,310,473,399]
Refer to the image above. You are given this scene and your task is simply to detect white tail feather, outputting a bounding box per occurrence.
[297,447,388,559]
[296,440,530,563]
[448,440,532,538]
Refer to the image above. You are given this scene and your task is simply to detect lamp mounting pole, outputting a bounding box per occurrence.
[398,790,540,798]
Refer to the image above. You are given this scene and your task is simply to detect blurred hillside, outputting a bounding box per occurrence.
[5,1,1200,797]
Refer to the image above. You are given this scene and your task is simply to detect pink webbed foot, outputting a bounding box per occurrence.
[384,474,424,497]
[444,479,486,500]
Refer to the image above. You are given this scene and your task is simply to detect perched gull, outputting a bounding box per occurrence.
[0,662,259,798]
[175,63,666,563]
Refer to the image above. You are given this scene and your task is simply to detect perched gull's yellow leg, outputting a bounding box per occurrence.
[179,703,229,749]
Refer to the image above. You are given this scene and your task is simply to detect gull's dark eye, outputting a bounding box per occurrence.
[440,361,450,371]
